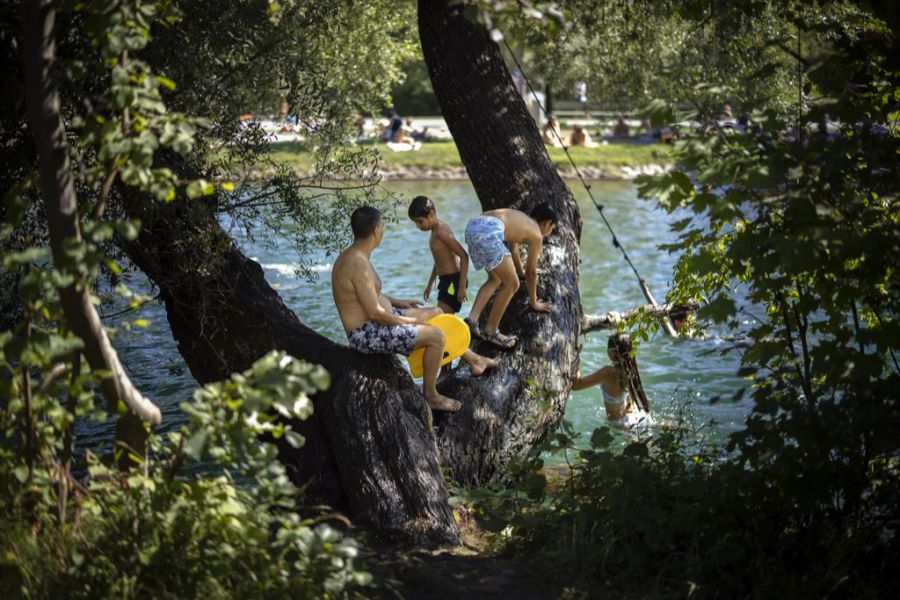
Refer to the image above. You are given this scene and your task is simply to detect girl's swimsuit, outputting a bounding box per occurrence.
[600,384,652,429]
[612,409,652,429]
[600,384,627,405]
[465,216,510,271]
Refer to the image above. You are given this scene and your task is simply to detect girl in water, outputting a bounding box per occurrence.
[573,332,651,429]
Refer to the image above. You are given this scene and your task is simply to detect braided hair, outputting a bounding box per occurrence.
[608,333,650,413]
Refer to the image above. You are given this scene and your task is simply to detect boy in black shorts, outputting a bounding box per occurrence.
[408,195,469,315]
[409,195,499,374]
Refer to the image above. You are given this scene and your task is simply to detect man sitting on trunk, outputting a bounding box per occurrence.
[332,206,460,412]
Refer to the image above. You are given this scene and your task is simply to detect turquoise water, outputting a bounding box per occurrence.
[106,180,749,450]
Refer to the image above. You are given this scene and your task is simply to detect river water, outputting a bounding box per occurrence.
[107,180,749,453]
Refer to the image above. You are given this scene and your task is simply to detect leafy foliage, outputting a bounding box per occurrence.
[2,1,382,595]
[460,412,899,597]
[454,1,900,596]
[0,351,369,599]
[501,0,873,121]
[144,0,421,271]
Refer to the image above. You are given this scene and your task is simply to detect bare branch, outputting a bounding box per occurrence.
[581,301,699,334]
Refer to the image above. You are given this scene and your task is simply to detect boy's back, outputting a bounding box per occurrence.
[482,208,542,246]
[430,220,461,275]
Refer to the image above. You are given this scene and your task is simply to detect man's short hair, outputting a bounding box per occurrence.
[408,195,435,219]
[530,203,557,225]
[351,206,382,239]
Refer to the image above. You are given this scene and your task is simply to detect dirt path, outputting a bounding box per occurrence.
[365,546,564,600]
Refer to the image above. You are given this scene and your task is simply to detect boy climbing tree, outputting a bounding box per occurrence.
[462,205,557,349]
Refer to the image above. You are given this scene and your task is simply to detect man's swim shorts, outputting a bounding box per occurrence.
[346,308,417,355]
[465,215,509,271]
[437,272,462,313]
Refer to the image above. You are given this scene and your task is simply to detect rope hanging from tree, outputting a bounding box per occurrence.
[502,40,677,336]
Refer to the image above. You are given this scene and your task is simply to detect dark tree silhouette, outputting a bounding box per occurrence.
[419,0,583,485]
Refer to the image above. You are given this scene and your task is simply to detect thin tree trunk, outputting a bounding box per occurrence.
[419,0,583,485]
[22,0,161,469]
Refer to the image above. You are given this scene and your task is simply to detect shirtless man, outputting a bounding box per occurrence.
[463,204,557,349]
[332,206,460,412]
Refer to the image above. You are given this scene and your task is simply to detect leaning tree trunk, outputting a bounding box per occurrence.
[121,186,457,545]
[419,0,583,484]
[116,0,582,542]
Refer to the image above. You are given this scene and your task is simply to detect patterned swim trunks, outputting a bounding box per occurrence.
[346,308,418,355]
[465,215,509,271]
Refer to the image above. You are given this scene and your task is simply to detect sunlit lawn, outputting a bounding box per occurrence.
[267,140,674,171]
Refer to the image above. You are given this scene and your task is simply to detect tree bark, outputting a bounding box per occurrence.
[121,189,458,544]
[22,0,161,469]
[419,0,583,485]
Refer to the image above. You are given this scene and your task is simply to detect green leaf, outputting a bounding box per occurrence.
[186,179,215,199]
[698,295,736,322]
[590,427,614,448]
[623,442,649,457]
[155,75,176,90]
[284,430,305,449]
[184,429,210,460]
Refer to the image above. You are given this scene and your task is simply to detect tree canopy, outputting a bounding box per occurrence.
[2,0,899,597]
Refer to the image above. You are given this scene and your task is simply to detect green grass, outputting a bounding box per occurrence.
[268,140,673,172]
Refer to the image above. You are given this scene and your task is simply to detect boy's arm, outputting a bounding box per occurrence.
[423,265,437,301]
[509,242,526,279]
[525,237,552,312]
[436,225,469,301]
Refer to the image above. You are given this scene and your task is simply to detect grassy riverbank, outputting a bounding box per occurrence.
[269,140,674,176]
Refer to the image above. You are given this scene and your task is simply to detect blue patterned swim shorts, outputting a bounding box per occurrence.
[465,215,509,271]
[346,308,418,355]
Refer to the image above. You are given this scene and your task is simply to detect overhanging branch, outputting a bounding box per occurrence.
[581,302,699,334]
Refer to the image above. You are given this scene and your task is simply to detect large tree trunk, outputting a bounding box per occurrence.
[122,190,458,545]
[419,0,583,484]
[117,0,582,541]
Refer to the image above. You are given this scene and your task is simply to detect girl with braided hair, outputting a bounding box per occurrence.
[573,332,652,429]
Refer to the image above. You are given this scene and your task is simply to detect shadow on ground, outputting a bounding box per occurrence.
[365,546,564,600]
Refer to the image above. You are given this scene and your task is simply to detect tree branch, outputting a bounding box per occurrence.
[22,1,162,438]
[581,302,699,334]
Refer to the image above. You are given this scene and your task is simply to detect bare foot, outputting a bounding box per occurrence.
[468,353,499,377]
[425,393,462,412]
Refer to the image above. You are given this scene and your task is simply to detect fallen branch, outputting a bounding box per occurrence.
[581,302,700,334]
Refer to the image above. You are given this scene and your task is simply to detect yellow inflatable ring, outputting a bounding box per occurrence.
[406,314,471,377]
